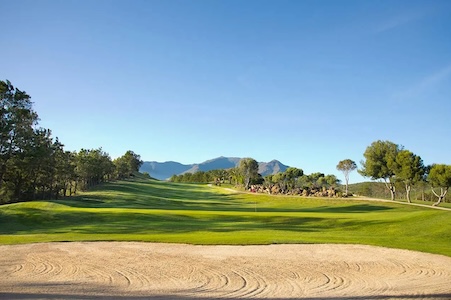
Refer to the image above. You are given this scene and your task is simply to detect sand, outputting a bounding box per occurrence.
[0,242,450,299]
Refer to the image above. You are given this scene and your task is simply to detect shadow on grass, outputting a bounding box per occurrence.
[52,180,395,214]
[57,180,246,211]
[0,179,400,237]
[302,204,394,213]
[0,205,387,235]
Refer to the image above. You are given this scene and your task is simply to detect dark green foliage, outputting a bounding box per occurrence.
[113,150,143,180]
[170,169,226,184]
[239,158,259,189]
[348,181,449,204]
[76,148,115,190]
[261,171,339,196]
[0,80,142,204]
[392,150,425,202]
[359,140,400,200]
[429,164,451,188]
[358,140,445,206]
[170,160,264,187]
[428,164,451,206]
[251,173,264,185]
[295,172,339,190]
[0,80,50,202]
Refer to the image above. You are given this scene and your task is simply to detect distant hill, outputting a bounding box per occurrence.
[140,156,289,180]
[139,161,192,181]
[182,157,241,175]
[259,159,287,176]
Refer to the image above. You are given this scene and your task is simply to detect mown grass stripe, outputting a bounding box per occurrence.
[0,178,449,256]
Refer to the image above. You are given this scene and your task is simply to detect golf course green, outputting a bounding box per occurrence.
[1,177,450,257]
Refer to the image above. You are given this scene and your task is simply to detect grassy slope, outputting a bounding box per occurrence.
[0,178,450,256]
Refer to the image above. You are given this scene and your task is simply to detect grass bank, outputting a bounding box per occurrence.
[0,178,450,256]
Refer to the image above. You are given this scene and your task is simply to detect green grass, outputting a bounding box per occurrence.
[0,178,450,256]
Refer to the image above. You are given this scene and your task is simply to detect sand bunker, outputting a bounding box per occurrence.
[0,242,450,299]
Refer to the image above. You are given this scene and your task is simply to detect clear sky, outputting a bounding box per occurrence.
[2,0,451,183]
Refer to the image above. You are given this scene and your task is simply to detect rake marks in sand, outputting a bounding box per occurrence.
[0,242,450,299]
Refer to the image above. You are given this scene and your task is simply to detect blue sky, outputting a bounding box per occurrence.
[2,0,451,183]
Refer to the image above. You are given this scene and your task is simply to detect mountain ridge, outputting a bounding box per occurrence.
[140,156,289,180]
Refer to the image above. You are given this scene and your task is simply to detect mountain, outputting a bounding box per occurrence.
[140,161,192,181]
[182,156,241,174]
[258,160,289,176]
[140,156,289,180]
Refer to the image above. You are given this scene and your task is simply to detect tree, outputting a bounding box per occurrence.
[418,165,432,201]
[272,172,288,192]
[76,148,114,190]
[54,149,77,197]
[323,174,340,188]
[233,167,246,186]
[263,174,273,186]
[306,172,325,189]
[336,159,357,195]
[428,164,451,206]
[113,156,130,179]
[212,169,228,185]
[284,167,304,189]
[393,150,425,203]
[114,150,143,179]
[359,140,400,200]
[271,167,304,192]
[238,158,259,190]
[122,150,143,173]
[227,167,241,185]
[0,80,146,203]
[0,80,38,199]
[191,171,207,183]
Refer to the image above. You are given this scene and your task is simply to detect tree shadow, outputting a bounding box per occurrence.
[301,204,394,213]
[55,180,396,215]
[57,180,247,212]
[0,205,387,235]
[0,179,404,237]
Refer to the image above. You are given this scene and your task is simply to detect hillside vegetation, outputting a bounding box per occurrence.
[348,181,451,207]
[0,177,450,256]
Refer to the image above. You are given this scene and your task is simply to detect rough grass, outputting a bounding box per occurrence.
[0,178,450,256]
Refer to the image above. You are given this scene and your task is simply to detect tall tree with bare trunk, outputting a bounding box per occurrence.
[336,159,357,195]
[391,150,425,203]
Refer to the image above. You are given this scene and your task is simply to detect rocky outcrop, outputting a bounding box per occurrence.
[249,185,340,197]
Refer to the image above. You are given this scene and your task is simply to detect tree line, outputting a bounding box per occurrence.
[348,181,436,202]
[170,158,265,187]
[171,141,450,206]
[170,158,341,197]
[358,140,450,206]
[0,80,143,204]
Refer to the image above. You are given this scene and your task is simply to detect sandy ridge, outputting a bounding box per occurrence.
[0,242,450,299]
